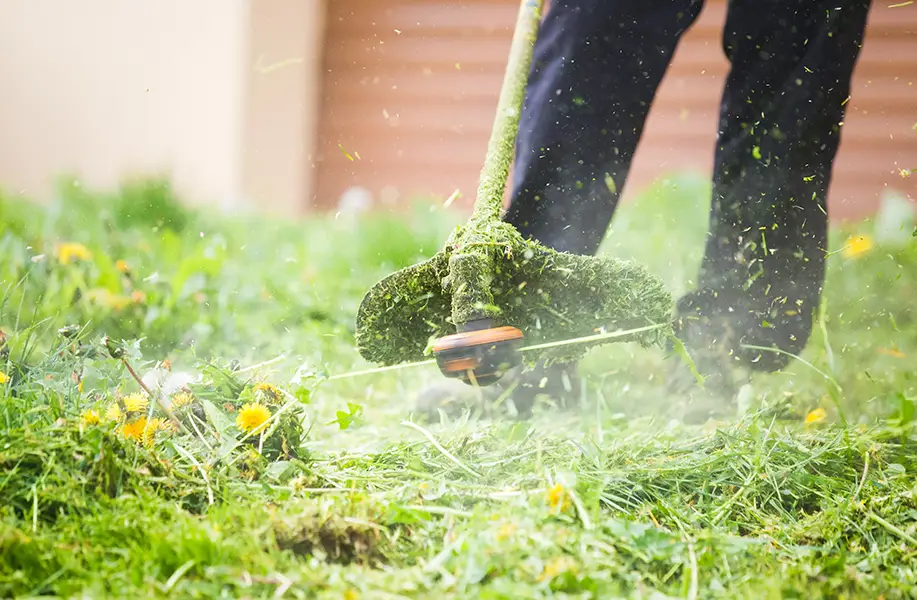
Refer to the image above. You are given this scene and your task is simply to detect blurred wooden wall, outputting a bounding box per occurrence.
[312,0,916,221]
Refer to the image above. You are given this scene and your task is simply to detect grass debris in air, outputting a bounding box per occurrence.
[2,175,917,598]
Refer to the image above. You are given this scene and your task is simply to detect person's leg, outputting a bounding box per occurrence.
[416,0,705,419]
[504,0,705,255]
[674,0,872,384]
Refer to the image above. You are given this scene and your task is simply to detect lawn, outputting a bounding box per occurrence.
[2,174,917,599]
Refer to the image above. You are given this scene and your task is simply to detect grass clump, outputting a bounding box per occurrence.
[354,221,674,367]
[2,175,917,597]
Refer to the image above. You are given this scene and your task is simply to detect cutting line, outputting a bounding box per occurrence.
[326,322,666,381]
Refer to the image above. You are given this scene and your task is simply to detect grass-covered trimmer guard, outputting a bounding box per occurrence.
[355,0,674,385]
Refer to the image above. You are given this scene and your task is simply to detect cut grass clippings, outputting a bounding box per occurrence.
[2,175,917,598]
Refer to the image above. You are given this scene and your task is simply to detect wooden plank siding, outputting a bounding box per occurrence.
[313,0,917,220]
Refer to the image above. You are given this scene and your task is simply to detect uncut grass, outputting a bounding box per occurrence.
[2,174,917,598]
[5,415,917,597]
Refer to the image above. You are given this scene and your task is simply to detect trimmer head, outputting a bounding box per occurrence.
[431,319,524,386]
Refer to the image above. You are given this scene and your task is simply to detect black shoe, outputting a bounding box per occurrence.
[414,359,580,421]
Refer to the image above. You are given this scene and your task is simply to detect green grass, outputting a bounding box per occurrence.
[2,173,917,598]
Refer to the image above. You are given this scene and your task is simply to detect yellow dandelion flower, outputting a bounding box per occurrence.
[536,556,578,583]
[57,242,92,264]
[104,402,123,422]
[86,288,111,305]
[236,402,271,434]
[546,483,572,514]
[86,289,132,311]
[144,417,171,445]
[0,371,8,385]
[115,259,131,273]
[253,382,284,404]
[878,347,906,358]
[123,392,149,413]
[842,234,873,259]
[343,590,360,600]
[56,242,93,265]
[121,417,165,446]
[804,407,827,426]
[111,295,132,311]
[496,522,518,541]
[152,417,173,432]
[170,391,194,409]
[121,417,148,442]
[80,408,100,426]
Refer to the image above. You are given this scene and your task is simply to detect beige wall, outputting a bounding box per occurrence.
[0,1,251,209]
[243,0,326,216]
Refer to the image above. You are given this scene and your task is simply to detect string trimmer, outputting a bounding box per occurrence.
[354,0,674,386]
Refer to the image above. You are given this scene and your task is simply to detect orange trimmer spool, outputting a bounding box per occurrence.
[431,319,525,386]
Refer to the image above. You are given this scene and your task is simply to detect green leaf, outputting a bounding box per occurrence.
[292,386,312,405]
[264,460,293,483]
[335,410,354,431]
[668,334,705,387]
[898,393,915,426]
[333,402,364,431]
[201,399,237,441]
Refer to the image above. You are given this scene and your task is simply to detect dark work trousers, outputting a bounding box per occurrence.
[503,0,872,372]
